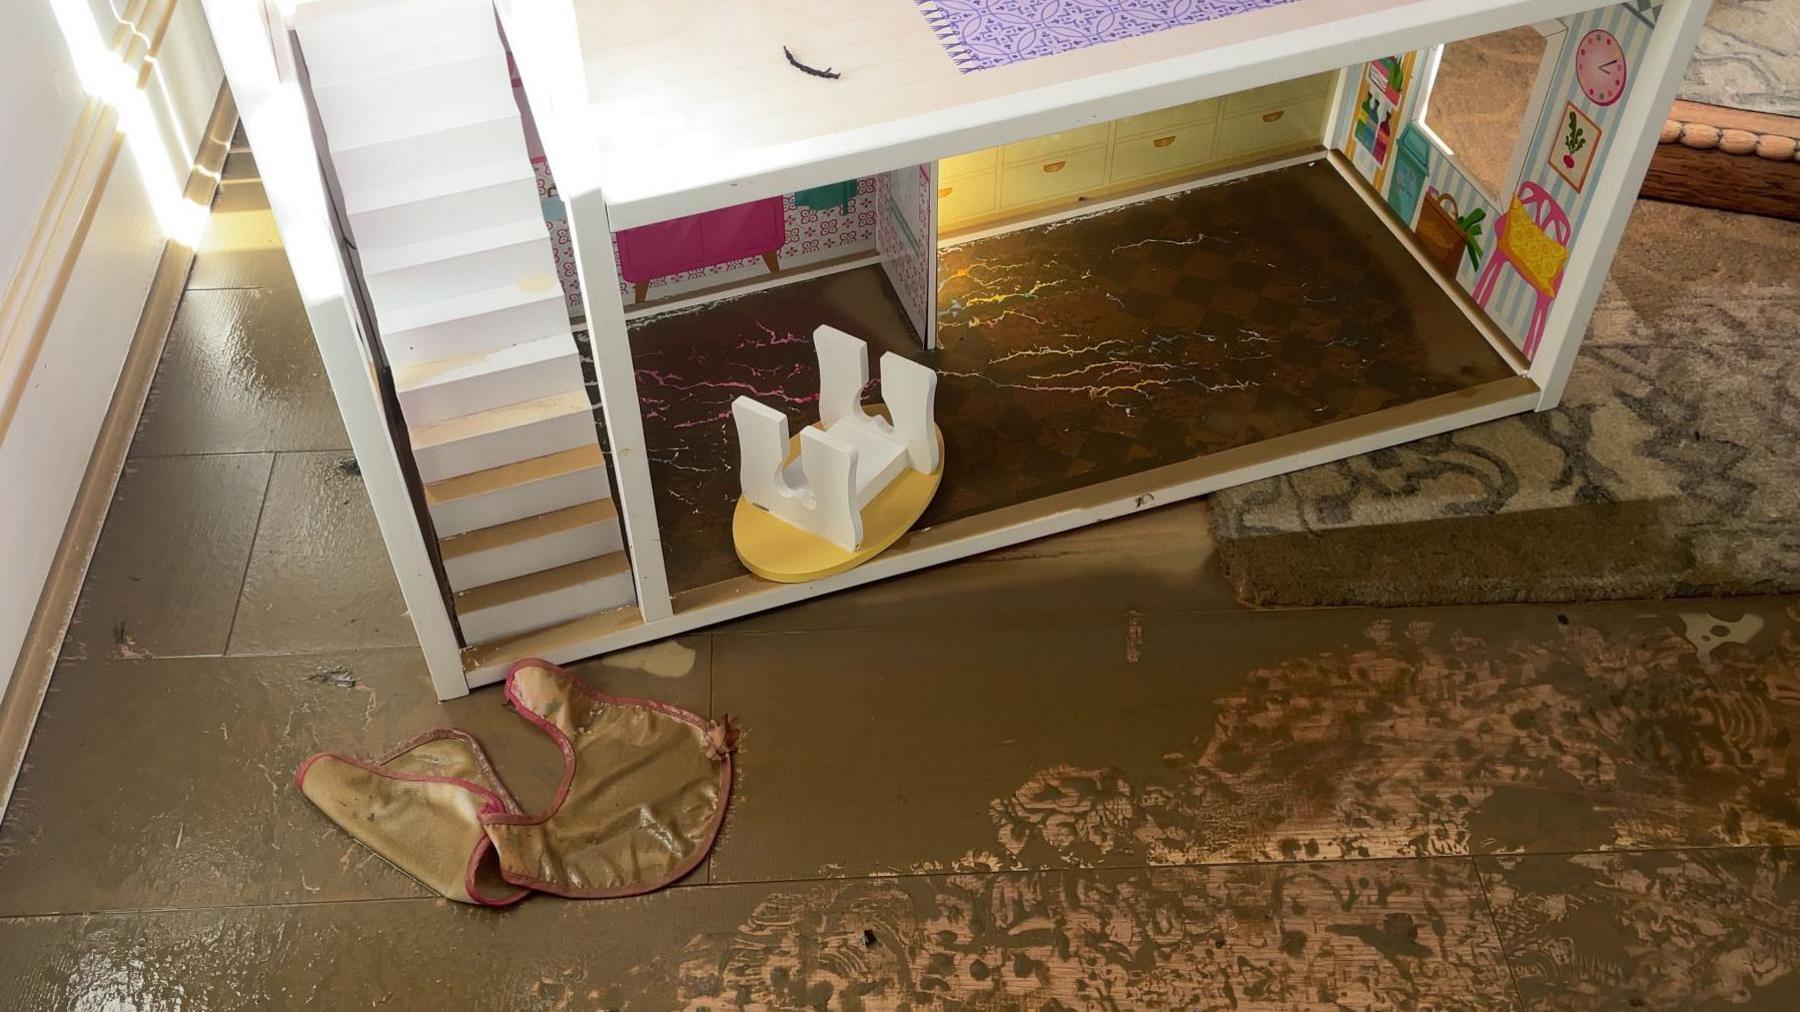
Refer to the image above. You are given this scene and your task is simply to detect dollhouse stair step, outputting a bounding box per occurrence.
[424,444,612,538]
[310,49,512,141]
[345,173,544,259]
[302,28,501,90]
[409,388,598,484]
[392,333,584,428]
[459,604,642,685]
[359,218,549,279]
[363,228,554,311]
[375,277,565,338]
[295,0,503,87]
[377,288,571,369]
[324,109,526,200]
[454,553,636,645]
[438,500,623,593]
[323,89,522,159]
[343,158,536,220]
[295,0,497,42]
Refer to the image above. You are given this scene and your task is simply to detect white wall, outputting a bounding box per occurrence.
[0,4,91,280]
[0,0,224,692]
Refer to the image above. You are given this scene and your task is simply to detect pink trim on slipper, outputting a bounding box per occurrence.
[480,657,734,900]
[293,750,331,791]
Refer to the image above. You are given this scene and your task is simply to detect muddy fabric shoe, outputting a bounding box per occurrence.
[295,659,734,905]
[482,659,733,898]
[295,729,530,907]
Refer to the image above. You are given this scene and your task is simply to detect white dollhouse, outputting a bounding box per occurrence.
[200,0,1709,698]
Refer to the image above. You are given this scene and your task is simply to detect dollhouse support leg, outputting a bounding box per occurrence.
[564,189,675,620]
[491,0,675,622]
[1525,0,1712,410]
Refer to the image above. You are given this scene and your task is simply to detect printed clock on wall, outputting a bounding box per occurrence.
[1575,29,1628,106]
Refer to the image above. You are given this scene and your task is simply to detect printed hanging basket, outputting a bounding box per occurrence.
[1414,192,1470,276]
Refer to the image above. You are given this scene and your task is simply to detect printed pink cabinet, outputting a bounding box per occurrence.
[617,196,785,301]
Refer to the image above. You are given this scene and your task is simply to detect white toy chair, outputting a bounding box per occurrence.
[732,326,939,551]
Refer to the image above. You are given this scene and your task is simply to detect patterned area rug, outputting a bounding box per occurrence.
[1680,0,1799,115]
[1207,3,1800,608]
[913,0,1302,72]
[1208,198,1800,606]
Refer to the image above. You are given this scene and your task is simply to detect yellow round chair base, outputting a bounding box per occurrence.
[732,426,944,584]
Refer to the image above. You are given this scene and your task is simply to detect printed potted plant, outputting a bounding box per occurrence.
[1453,205,1486,272]
[1562,110,1589,168]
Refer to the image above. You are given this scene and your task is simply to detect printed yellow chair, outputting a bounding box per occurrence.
[1472,181,1571,359]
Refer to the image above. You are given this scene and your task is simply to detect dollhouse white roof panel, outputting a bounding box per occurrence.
[573,0,1599,225]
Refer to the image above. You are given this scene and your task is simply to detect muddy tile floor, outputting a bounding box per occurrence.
[4,139,1800,1011]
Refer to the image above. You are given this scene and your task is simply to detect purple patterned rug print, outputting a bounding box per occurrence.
[915,0,1304,72]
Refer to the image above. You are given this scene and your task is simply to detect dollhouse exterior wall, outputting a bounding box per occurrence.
[1331,1,1668,360]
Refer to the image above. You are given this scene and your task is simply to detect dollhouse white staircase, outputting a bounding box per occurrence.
[294,0,635,646]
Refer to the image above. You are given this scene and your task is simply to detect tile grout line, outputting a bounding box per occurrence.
[129,446,353,461]
[706,590,1800,641]
[0,893,434,924]
[219,453,280,655]
[0,854,1534,922]
[2,841,1789,923]
[696,839,1799,893]
[1468,853,1527,1008]
[49,642,429,669]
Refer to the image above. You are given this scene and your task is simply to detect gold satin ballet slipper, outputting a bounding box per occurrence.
[296,729,530,907]
[481,658,734,898]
